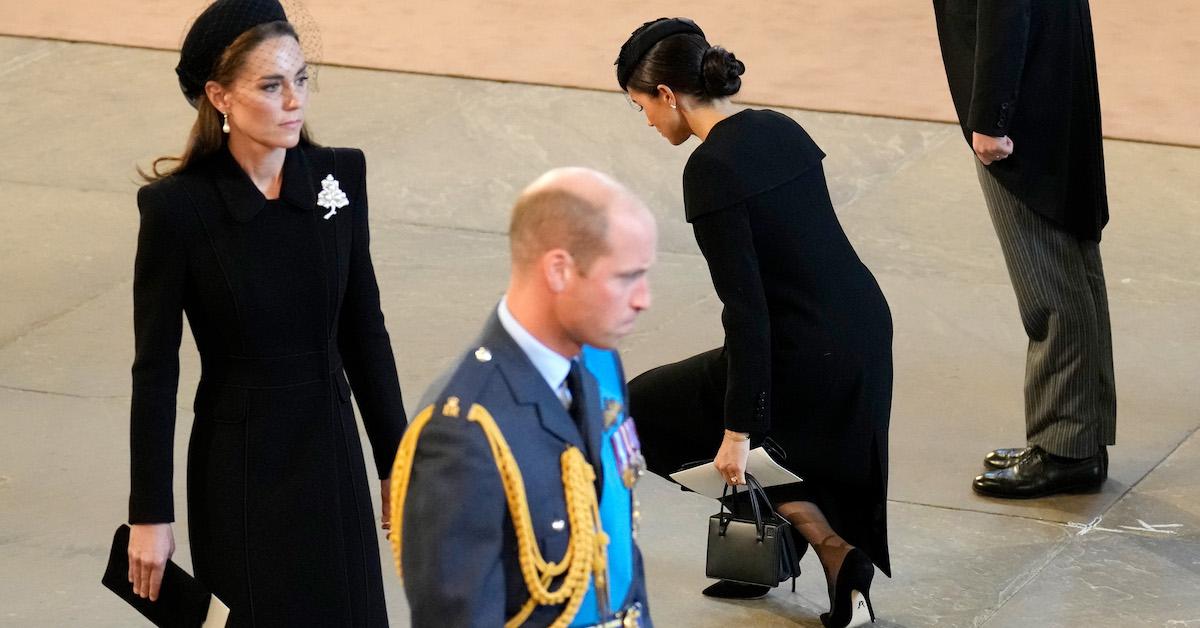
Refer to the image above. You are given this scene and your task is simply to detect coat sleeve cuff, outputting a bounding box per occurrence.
[968,102,1014,137]
[128,494,174,524]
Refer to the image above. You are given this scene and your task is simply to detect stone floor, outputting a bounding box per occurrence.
[0,36,1198,627]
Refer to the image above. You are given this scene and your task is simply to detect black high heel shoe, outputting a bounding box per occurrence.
[819,548,876,627]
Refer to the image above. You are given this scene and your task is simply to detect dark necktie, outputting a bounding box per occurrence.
[565,359,586,432]
[566,358,604,488]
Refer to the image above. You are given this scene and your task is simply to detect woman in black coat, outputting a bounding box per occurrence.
[616,19,892,627]
[125,2,406,625]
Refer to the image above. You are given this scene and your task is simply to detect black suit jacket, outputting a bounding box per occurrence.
[934,0,1109,241]
[401,313,651,627]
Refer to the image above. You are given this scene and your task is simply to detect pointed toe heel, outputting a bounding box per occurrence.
[821,548,876,627]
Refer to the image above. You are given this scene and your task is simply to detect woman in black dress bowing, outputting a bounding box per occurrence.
[616,18,892,627]
[125,2,406,625]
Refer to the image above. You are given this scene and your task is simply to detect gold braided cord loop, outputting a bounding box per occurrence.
[388,404,436,579]
[389,402,609,628]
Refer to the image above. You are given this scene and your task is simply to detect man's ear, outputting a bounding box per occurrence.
[542,249,573,293]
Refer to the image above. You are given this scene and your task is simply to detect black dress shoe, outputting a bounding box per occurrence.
[701,580,771,599]
[983,447,1029,469]
[973,446,1106,499]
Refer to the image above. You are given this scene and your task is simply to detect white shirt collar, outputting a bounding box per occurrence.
[497,297,573,399]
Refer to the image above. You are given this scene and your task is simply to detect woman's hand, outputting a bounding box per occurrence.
[714,430,751,486]
[128,523,174,601]
[380,478,392,532]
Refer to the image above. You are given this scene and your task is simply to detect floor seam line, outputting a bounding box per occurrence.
[0,280,129,349]
[1094,424,1200,519]
[974,534,1077,627]
[886,497,1077,526]
[0,34,1196,148]
[0,384,126,400]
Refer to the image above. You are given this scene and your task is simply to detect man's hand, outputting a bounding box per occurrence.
[973,132,1014,165]
[128,523,174,601]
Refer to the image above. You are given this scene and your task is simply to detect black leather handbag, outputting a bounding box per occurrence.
[705,473,803,588]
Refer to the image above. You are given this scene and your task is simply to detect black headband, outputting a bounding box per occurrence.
[614,17,705,91]
[175,0,289,107]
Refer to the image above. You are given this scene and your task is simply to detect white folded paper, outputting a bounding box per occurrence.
[669,447,803,500]
[203,595,230,628]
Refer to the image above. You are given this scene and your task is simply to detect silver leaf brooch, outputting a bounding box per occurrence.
[317,174,349,220]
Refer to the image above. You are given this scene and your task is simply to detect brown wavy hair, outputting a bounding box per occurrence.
[140,20,315,182]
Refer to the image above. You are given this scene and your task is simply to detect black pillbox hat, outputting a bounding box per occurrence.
[175,0,288,106]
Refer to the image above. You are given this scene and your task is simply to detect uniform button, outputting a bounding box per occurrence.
[551,519,566,532]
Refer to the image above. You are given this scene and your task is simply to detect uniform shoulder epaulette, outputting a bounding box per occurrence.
[430,345,500,420]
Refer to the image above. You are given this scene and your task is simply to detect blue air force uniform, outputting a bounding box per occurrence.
[394,305,651,627]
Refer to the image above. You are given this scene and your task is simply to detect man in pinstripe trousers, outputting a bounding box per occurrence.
[933,0,1116,498]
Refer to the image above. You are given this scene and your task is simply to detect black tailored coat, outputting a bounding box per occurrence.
[631,109,893,575]
[934,0,1109,242]
[402,313,651,627]
[129,144,406,626]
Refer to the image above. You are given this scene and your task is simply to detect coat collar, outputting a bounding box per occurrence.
[477,311,606,489]
[212,145,317,223]
[478,311,583,447]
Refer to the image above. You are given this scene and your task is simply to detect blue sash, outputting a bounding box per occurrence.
[571,346,636,626]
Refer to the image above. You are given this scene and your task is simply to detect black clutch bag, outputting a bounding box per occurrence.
[101,524,226,627]
[705,473,803,588]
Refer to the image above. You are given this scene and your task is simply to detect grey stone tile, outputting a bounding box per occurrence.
[882,266,1199,523]
[830,128,1200,303]
[0,182,138,346]
[0,39,191,195]
[1103,428,1200,541]
[971,419,1200,627]
[0,390,185,627]
[981,534,1200,627]
[0,281,156,398]
[635,483,1076,627]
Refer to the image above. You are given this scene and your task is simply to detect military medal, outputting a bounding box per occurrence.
[603,398,622,428]
[609,416,646,489]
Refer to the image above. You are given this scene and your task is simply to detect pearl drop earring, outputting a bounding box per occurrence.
[222,112,230,134]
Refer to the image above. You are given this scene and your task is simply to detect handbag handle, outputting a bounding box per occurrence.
[719,473,771,542]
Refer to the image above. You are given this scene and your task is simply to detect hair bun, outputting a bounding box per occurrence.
[701,46,745,98]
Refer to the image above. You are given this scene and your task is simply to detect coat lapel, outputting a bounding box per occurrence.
[212,149,263,223]
[212,147,315,223]
[279,147,317,214]
[478,313,583,449]
[477,312,606,494]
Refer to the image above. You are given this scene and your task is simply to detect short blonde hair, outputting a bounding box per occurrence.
[509,187,610,272]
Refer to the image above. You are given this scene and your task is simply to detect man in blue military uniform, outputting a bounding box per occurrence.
[390,167,658,627]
